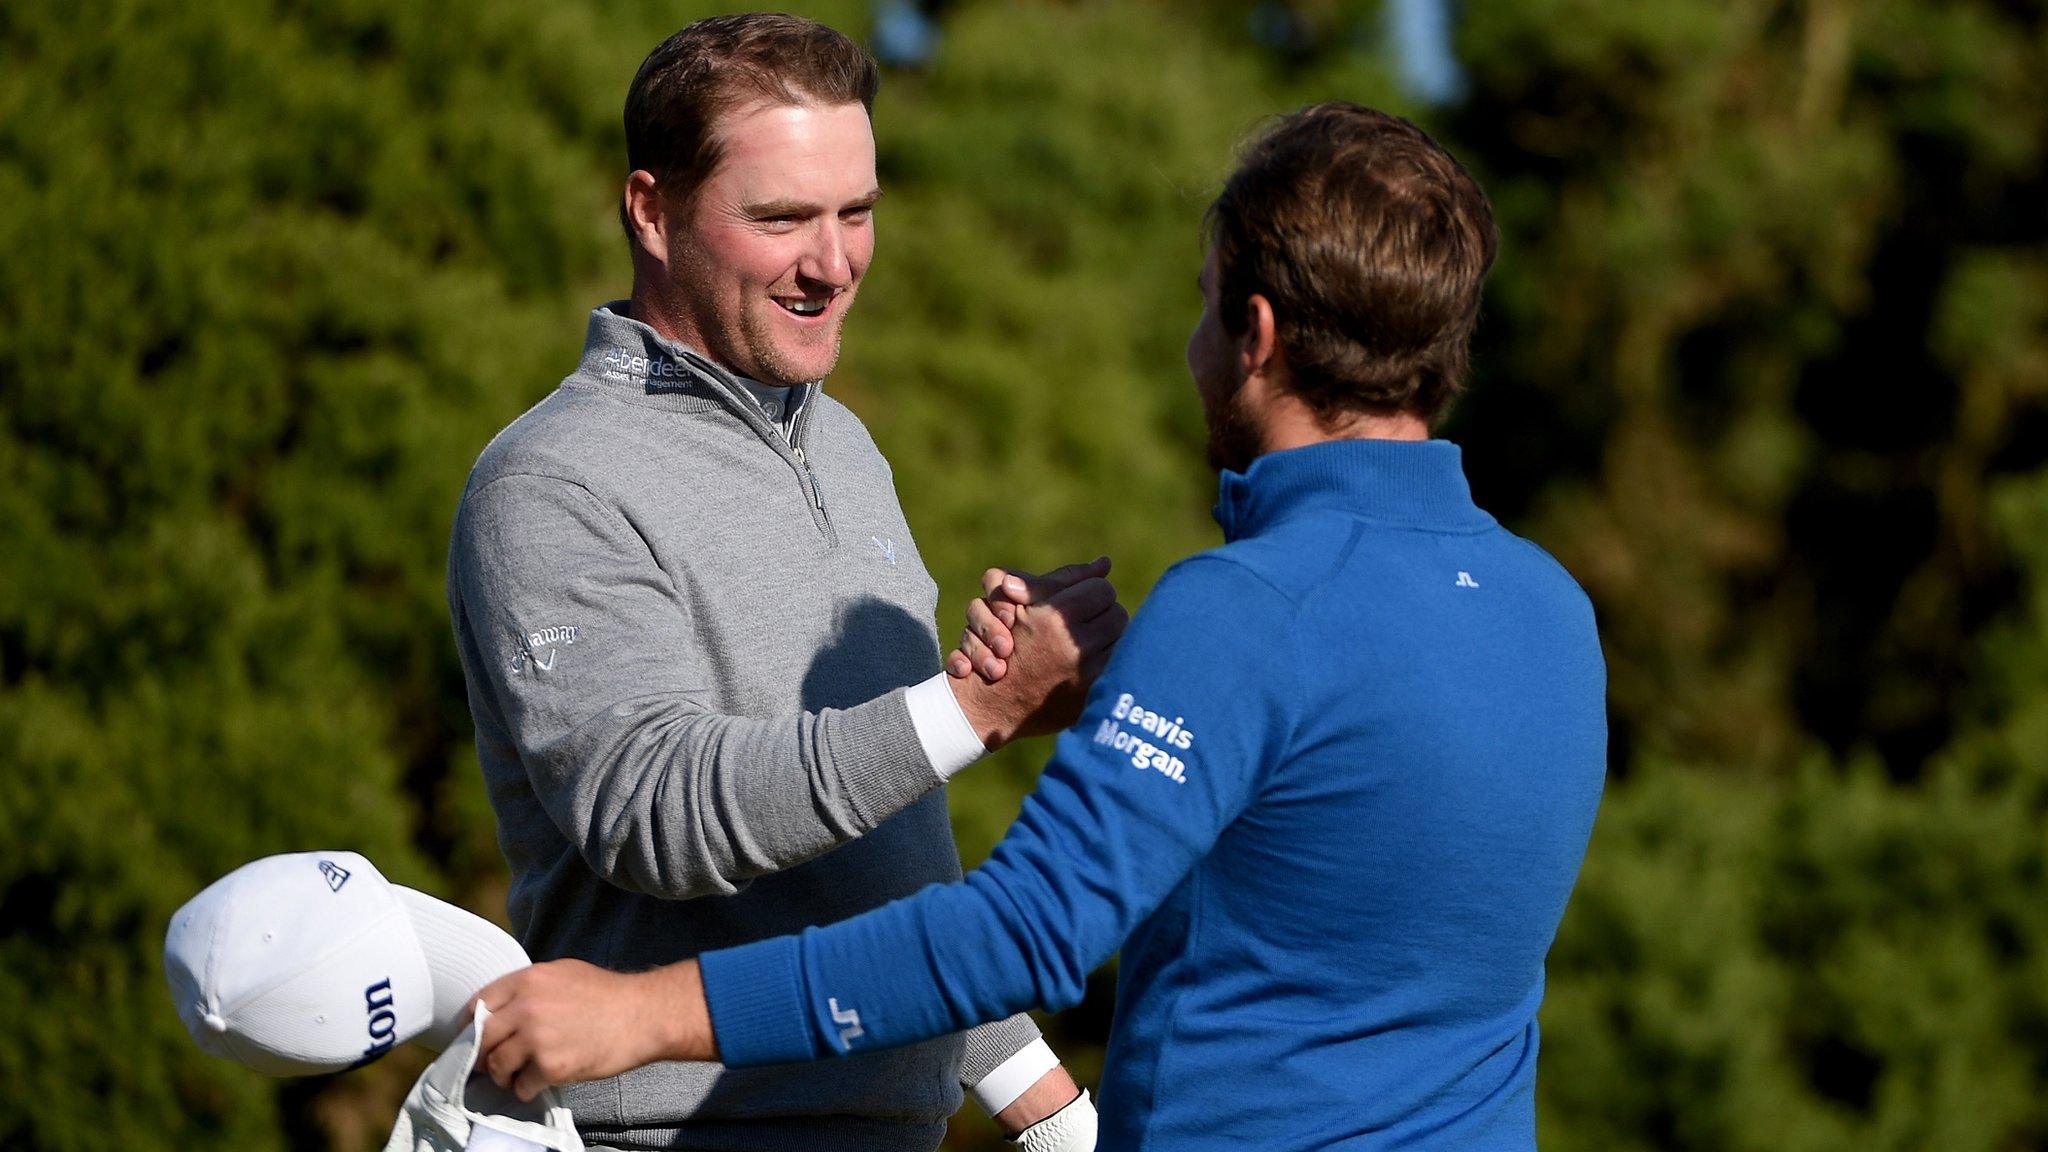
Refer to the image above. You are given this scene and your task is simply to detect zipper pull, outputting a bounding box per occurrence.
[810,474,825,512]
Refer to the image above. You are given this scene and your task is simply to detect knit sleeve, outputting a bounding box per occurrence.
[448,472,940,900]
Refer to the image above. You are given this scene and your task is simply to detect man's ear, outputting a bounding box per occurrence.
[1239,293,1281,384]
[623,170,669,265]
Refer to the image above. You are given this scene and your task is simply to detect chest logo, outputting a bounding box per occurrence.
[871,536,898,566]
[1455,571,1480,588]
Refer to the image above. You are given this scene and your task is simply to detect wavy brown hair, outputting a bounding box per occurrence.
[1209,102,1499,427]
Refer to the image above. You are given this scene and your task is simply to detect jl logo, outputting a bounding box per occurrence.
[1455,571,1480,588]
[829,997,864,1047]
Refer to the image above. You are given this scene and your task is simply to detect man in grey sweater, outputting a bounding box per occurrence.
[444,14,1117,1152]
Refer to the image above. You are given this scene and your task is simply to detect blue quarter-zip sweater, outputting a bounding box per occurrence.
[701,439,1608,1151]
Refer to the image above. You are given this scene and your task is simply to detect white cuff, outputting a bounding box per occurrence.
[906,672,988,782]
[970,1037,1061,1114]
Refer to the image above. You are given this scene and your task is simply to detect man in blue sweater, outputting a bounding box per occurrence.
[468,102,1609,1151]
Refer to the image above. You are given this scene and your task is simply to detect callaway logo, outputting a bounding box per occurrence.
[829,997,864,1048]
[510,624,580,676]
[871,536,897,566]
[317,860,351,892]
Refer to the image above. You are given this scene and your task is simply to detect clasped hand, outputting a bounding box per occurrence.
[943,556,1128,749]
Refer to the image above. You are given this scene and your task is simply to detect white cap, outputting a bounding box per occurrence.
[164,851,530,1077]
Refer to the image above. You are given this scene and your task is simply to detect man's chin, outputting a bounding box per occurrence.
[741,351,835,389]
[751,334,843,388]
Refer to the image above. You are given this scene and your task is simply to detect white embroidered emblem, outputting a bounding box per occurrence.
[511,624,580,675]
[829,997,864,1048]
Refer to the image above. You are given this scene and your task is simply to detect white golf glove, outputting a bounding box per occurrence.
[1012,1088,1097,1152]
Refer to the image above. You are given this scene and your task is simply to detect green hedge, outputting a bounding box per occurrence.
[3,0,2044,1148]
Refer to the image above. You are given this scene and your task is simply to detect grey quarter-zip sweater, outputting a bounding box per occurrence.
[446,303,1038,1151]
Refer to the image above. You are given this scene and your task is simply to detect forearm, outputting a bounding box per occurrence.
[623,963,1083,1139]
[544,686,940,899]
[700,816,1115,1065]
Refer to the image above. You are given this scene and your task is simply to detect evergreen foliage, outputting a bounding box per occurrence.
[2,0,2043,1149]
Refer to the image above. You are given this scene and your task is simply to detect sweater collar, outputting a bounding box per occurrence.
[1211,439,1495,541]
[574,302,818,416]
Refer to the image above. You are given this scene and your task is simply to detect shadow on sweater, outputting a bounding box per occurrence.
[798,596,945,714]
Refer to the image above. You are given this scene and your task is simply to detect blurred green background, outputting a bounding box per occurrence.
[3,0,2045,1148]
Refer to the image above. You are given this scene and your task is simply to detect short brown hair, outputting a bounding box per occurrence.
[1208,102,1499,426]
[624,14,879,218]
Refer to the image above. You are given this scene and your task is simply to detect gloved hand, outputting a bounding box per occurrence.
[1012,1088,1097,1152]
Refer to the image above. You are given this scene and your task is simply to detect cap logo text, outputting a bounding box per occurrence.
[361,978,398,1062]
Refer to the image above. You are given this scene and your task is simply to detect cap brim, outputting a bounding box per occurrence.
[392,886,531,1051]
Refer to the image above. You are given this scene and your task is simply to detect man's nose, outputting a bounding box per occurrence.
[798,221,852,288]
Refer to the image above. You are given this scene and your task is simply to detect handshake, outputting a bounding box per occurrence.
[942,556,1128,752]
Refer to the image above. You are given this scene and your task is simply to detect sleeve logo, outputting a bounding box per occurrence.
[509,624,580,676]
[828,997,864,1049]
[1094,693,1195,783]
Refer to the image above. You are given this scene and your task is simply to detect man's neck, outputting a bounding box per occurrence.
[620,289,765,387]
[1257,389,1429,454]
[625,288,691,350]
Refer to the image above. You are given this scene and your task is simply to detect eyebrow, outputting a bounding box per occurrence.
[742,189,884,218]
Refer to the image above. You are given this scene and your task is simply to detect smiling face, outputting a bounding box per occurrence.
[655,100,879,387]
